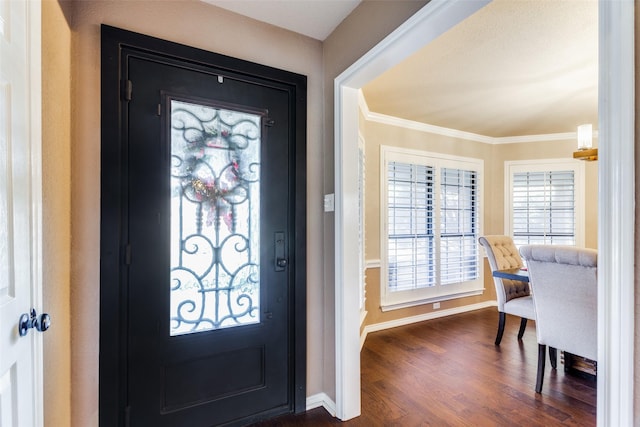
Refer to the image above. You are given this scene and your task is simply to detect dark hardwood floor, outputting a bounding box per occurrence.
[253,307,596,426]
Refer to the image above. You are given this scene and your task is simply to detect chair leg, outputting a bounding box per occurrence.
[564,351,573,373]
[549,347,557,370]
[495,312,506,345]
[517,317,527,340]
[536,344,546,393]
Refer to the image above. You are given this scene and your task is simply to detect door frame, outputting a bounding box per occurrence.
[99,25,307,426]
[13,0,44,425]
[29,0,44,422]
[334,0,635,424]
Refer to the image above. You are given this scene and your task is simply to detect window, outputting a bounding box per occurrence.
[381,146,483,310]
[505,159,585,248]
[387,161,435,291]
[440,168,479,284]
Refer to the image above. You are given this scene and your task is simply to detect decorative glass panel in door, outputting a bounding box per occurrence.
[170,99,261,336]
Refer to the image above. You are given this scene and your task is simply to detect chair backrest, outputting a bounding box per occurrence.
[519,245,597,361]
[478,235,530,310]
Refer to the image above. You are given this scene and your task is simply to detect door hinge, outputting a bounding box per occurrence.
[265,118,275,127]
[125,244,132,265]
[157,103,162,116]
[123,80,133,101]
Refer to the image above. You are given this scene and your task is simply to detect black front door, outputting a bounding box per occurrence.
[100,26,306,427]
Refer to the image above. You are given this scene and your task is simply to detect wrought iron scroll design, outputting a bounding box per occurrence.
[169,100,261,336]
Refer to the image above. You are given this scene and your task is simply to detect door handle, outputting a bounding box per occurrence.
[18,309,51,337]
[274,232,287,272]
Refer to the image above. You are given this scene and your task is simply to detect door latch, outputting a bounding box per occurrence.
[18,309,51,337]
[274,232,287,272]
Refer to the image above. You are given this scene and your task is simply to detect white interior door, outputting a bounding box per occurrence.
[0,1,43,426]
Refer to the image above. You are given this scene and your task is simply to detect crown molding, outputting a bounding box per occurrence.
[358,89,598,145]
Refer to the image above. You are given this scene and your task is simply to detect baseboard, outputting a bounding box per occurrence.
[306,392,336,417]
[360,300,497,348]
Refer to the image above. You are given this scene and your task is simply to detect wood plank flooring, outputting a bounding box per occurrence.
[253,307,596,426]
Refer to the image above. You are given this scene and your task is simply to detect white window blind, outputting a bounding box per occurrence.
[440,168,478,285]
[512,170,576,246]
[381,146,483,310]
[505,159,585,249]
[387,161,435,291]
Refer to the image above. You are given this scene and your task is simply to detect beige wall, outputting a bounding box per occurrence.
[46,1,323,425]
[42,1,72,425]
[361,118,598,326]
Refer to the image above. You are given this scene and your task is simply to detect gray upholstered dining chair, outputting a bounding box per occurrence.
[519,245,598,393]
[478,235,535,345]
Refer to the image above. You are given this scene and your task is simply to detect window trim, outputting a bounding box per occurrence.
[504,159,585,247]
[380,145,484,311]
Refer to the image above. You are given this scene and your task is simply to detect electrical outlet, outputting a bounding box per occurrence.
[433,302,440,309]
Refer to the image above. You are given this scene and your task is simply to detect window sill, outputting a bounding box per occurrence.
[380,287,485,312]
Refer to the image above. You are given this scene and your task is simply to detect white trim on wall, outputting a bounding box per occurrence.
[358,132,367,319]
[28,1,44,425]
[360,95,599,145]
[335,0,490,421]
[359,301,496,350]
[363,300,496,336]
[364,259,381,269]
[597,1,635,425]
[305,392,336,416]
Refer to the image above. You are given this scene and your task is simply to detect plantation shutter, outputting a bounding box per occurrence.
[512,170,575,246]
[387,161,435,291]
[440,168,479,285]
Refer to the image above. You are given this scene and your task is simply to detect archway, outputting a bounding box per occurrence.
[334,1,635,424]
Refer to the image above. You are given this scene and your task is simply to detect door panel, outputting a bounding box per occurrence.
[99,27,305,425]
[0,1,42,426]
[127,57,290,425]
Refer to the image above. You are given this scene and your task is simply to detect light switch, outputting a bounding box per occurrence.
[324,193,335,212]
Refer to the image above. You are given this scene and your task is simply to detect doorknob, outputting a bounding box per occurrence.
[18,309,51,337]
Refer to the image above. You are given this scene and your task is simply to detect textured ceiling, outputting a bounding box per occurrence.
[202,0,361,41]
[362,0,598,138]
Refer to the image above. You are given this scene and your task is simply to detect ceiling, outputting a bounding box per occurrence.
[202,0,598,139]
[202,0,361,41]
[363,0,598,138]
